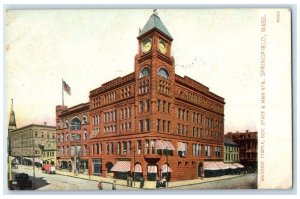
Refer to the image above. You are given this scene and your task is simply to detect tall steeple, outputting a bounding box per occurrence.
[138,9,173,40]
[8,99,17,131]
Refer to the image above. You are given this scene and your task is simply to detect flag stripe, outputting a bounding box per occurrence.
[63,80,71,95]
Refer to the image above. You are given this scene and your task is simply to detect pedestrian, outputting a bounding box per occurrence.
[140,176,144,189]
[162,176,167,188]
[112,180,117,190]
[97,181,103,190]
[156,176,160,188]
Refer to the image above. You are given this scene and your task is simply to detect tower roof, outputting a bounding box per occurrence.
[8,99,17,130]
[138,11,173,40]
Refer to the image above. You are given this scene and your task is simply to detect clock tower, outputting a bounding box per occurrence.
[134,10,175,135]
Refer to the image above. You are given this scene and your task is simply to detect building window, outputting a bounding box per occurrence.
[162,120,166,132]
[93,159,102,176]
[140,67,150,78]
[82,116,88,124]
[205,146,211,157]
[71,117,81,130]
[157,67,169,79]
[117,142,121,154]
[157,99,160,111]
[162,101,166,112]
[177,108,181,119]
[167,103,171,113]
[145,140,149,154]
[157,119,160,132]
[139,101,144,112]
[122,141,127,154]
[110,142,114,155]
[145,118,150,131]
[137,140,142,154]
[146,99,150,112]
[139,120,144,132]
[167,121,171,133]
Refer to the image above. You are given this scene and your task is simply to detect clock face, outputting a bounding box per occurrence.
[158,40,167,54]
[142,38,152,53]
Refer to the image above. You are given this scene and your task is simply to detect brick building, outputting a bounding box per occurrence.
[224,130,257,171]
[56,11,225,181]
[56,103,90,175]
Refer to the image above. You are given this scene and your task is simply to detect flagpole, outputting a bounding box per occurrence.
[62,78,64,107]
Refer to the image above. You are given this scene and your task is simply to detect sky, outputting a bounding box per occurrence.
[6,9,264,133]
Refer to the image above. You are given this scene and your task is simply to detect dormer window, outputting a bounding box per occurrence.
[140,67,150,78]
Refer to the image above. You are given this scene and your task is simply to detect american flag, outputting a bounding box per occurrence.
[63,80,71,95]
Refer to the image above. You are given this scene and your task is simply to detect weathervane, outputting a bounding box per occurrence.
[153,9,158,15]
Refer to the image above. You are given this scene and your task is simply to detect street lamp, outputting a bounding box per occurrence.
[164,148,170,188]
[133,145,136,186]
[32,140,37,189]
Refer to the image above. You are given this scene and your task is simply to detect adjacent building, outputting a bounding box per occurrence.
[56,103,90,175]
[225,130,257,171]
[9,123,56,165]
[8,100,56,166]
[56,11,225,181]
[223,137,239,163]
[40,140,57,165]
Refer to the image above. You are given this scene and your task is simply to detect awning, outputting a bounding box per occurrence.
[147,165,157,173]
[134,164,142,173]
[233,163,244,168]
[164,141,175,150]
[111,161,131,172]
[155,140,175,150]
[34,158,43,164]
[214,161,229,170]
[161,164,172,173]
[177,142,186,152]
[204,161,219,170]
[225,163,238,169]
[155,140,165,150]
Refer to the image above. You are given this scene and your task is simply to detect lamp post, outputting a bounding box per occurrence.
[32,140,37,189]
[133,145,136,186]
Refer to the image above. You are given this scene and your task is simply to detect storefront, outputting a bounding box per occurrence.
[92,159,102,176]
[147,165,157,181]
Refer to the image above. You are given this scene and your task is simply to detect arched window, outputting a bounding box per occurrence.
[157,68,169,79]
[82,116,88,124]
[65,120,69,129]
[71,117,81,130]
[140,67,150,78]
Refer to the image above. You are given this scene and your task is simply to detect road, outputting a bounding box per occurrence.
[12,167,138,191]
[12,166,257,190]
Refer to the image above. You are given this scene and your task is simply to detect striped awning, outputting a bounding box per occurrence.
[34,158,43,164]
[111,161,131,172]
[147,165,157,173]
[177,142,186,152]
[155,140,165,150]
[204,161,219,170]
[233,163,244,168]
[155,140,175,150]
[225,163,238,169]
[164,141,175,150]
[161,164,172,173]
[214,161,229,170]
[135,164,142,173]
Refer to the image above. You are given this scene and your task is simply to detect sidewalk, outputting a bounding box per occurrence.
[55,169,242,189]
[15,166,243,189]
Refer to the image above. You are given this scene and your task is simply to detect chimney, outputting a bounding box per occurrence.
[44,122,47,126]
[246,130,249,133]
